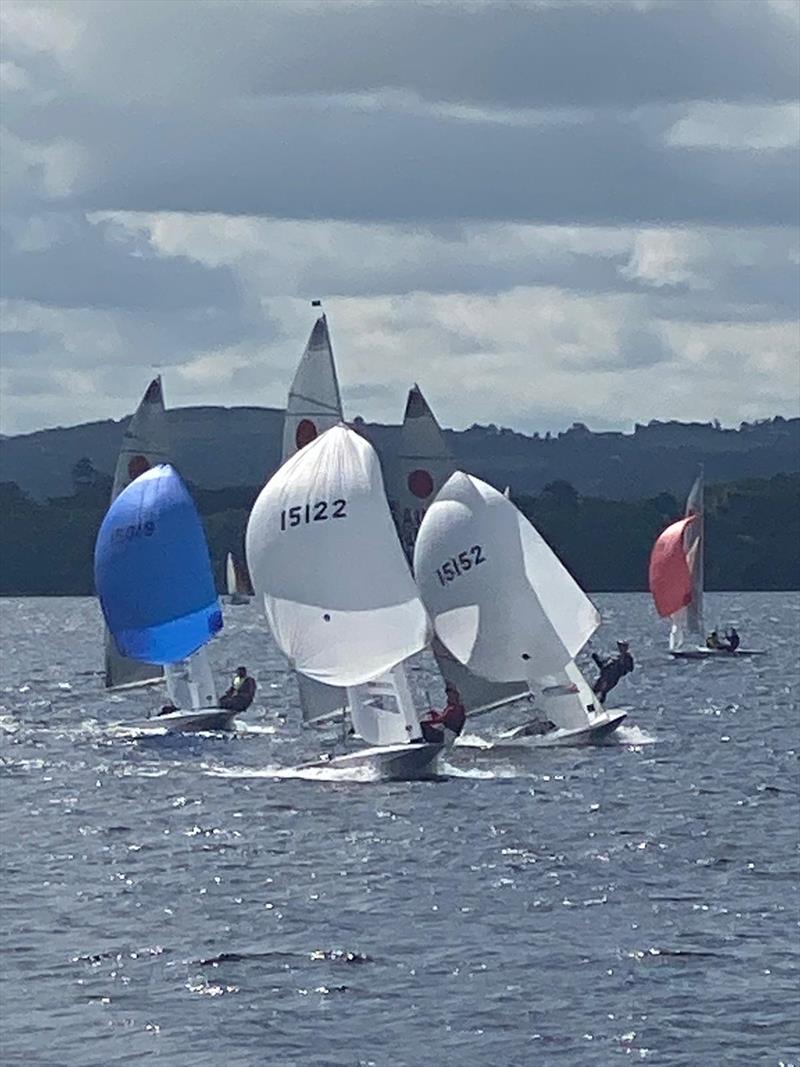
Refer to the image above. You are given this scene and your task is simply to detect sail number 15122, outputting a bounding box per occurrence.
[436,545,486,585]
[280,499,347,530]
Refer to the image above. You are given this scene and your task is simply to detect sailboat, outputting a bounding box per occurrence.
[388,385,531,718]
[277,307,428,749]
[414,472,627,747]
[95,463,233,732]
[246,424,444,779]
[103,377,168,690]
[225,552,251,605]
[649,469,765,659]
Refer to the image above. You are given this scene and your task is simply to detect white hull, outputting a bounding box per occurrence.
[493,709,628,748]
[670,647,766,660]
[292,740,443,780]
[142,708,238,733]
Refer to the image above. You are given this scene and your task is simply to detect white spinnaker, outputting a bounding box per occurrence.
[247,425,429,688]
[414,472,599,687]
[104,378,168,689]
[670,469,705,651]
[164,647,218,710]
[386,384,529,715]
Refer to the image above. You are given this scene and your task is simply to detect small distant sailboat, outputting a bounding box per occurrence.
[414,472,627,746]
[225,552,251,605]
[95,464,232,732]
[104,377,168,691]
[649,470,765,659]
[246,424,443,779]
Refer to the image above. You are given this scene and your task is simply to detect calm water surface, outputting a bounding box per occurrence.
[1,593,798,1066]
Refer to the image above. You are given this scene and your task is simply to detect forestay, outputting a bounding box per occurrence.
[95,464,223,664]
[105,377,168,688]
[414,472,599,686]
[246,425,429,687]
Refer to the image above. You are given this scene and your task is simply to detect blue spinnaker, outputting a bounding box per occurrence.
[94,464,223,663]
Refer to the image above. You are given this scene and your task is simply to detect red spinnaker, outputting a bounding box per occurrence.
[648,515,696,618]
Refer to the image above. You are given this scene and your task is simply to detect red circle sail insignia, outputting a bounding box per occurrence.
[128,455,150,480]
[296,419,318,450]
[408,469,434,499]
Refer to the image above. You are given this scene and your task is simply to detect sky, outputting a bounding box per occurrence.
[1,0,798,437]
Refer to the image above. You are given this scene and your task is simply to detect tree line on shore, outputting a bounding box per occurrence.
[1,473,797,596]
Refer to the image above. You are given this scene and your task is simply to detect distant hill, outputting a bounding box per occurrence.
[1,408,797,502]
[1,472,797,595]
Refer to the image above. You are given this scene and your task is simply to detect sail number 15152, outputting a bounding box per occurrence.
[280,499,347,530]
[436,545,486,585]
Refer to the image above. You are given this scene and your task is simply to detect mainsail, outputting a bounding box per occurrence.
[95,465,223,681]
[414,472,601,731]
[246,425,429,689]
[386,385,528,715]
[104,377,168,688]
[649,469,704,651]
[281,313,351,724]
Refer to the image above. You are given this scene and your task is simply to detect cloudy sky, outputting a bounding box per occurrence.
[1,0,798,436]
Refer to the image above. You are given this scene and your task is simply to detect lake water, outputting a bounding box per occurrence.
[1,593,798,1066]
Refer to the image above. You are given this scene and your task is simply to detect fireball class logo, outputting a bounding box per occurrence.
[408,469,434,499]
[127,455,150,481]
[295,419,318,450]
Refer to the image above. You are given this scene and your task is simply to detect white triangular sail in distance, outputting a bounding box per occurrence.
[246,426,429,737]
[104,377,168,689]
[385,385,529,716]
[225,552,238,597]
[669,469,704,651]
[414,472,601,732]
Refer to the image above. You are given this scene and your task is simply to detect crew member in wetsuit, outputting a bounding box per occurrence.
[420,684,466,743]
[706,631,721,650]
[157,703,178,717]
[722,627,740,652]
[591,641,634,705]
[218,666,256,713]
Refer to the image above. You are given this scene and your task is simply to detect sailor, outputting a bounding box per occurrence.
[157,703,178,716]
[706,631,721,650]
[723,627,740,653]
[420,684,466,743]
[591,641,634,705]
[218,666,257,713]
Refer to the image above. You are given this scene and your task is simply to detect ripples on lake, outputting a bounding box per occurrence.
[0,593,798,1065]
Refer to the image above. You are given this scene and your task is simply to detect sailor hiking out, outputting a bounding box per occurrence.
[591,641,634,705]
[420,684,467,744]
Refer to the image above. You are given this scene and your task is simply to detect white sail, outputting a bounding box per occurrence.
[104,377,168,689]
[347,665,421,745]
[385,384,529,716]
[164,647,218,710]
[669,469,705,651]
[246,425,429,688]
[280,314,349,723]
[282,314,344,459]
[414,471,599,687]
[225,552,237,597]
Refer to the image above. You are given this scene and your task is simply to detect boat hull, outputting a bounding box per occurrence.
[227,594,251,605]
[292,741,444,781]
[142,708,238,733]
[494,709,628,748]
[670,647,767,660]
